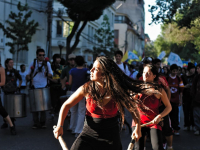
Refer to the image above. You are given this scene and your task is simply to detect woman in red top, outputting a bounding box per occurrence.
[132,64,172,150]
[54,57,159,150]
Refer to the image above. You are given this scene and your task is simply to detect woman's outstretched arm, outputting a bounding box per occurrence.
[54,85,86,139]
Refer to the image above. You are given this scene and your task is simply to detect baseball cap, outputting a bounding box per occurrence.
[68,54,76,59]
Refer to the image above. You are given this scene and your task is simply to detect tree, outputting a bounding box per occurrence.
[0,2,38,68]
[149,0,200,27]
[144,42,158,59]
[93,14,118,58]
[57,0,117,61]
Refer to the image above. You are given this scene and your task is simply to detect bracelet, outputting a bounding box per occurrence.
[57,125,63,128]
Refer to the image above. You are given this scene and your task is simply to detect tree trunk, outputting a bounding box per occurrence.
[70,20,88,52]
[66,20,81,61]
[16,44,19,69]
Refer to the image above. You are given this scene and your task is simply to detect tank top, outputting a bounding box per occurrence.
[86,96,118,119]
[132,94,162,130]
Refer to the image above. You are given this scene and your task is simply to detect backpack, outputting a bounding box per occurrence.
[3,69,18,93]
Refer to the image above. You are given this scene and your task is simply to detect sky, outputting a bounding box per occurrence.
[144,0,161,41]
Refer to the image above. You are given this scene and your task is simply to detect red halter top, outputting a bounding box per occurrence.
[86,96,118,119]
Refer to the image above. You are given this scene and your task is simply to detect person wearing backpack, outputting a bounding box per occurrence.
[1,58,22,129]
[26,49,53,129]
[167,64,184,136]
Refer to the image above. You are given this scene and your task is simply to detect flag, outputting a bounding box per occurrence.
[158,51,166,60]
[167,52,183,67]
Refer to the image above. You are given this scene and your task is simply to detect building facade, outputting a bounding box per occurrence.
[52,2,116,65]
[114,0,145,56]
[0,0,49,69]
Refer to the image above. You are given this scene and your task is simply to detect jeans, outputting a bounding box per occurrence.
[69,96,86,134]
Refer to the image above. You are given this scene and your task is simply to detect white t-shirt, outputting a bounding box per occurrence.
[117,63,130,76]
[17,71,28,86]
[27,60,53,88]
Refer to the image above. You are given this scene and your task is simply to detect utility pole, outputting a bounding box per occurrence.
[47,0,53,58]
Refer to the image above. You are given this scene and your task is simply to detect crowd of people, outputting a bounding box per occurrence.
[0,49,200,150]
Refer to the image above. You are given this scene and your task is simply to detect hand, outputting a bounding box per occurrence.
[152,115,162,125]
[131,124,141,142]
[53,126,63,139]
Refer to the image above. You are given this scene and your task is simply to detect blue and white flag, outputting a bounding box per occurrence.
[158,51,166,60]
[167,52,183,67]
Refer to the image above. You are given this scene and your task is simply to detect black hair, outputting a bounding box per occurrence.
[75,56,86,66]
[153,58,161,64]
[36,48,45,55]
[170,64,178,71]
[142,57,153,64]
[20,64,25,70]
[5,58,13,69]
[52,54,61,64]
[197,63,200,68]
[114,50,123,57]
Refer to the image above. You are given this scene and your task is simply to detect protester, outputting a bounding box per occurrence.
[163,66,170,77]
[60,54,76,91]
[132,64,172,150]
[18,64,27,94]
[26,49,53,129]
[1,58,22,128]
[114,50,130,76]
[0,66,16,135]
[129,64,138,80]
[191,63,200,135]
[53,56,161,150]
[167,64,184,136]
[182,62,196,131]
[49,54,65,118]
[68,56,89,137]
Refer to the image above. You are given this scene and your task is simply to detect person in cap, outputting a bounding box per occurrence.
[182,62,196,131]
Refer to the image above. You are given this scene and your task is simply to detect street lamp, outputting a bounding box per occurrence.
[57,41,65,56]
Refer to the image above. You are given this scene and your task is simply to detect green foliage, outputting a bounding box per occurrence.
[149,0,200,27]
[93,14,118,58]
[0,2,38,54]
[144,42,158,59]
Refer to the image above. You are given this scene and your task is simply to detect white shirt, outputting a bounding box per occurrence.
[17,71,28,86]
[117,63,130,76]
[27,60,53,88]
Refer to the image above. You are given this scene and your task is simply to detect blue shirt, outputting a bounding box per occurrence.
[69,68,89,91]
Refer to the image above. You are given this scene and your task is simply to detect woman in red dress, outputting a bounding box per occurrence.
[132,64,172,150]
[54,57,160,150]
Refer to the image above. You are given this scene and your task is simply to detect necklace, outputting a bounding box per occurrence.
[99,90,107,103]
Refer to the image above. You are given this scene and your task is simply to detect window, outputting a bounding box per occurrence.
[91,27,94,43]
[88,25,91,42]
[56,20,63,37]
[114,30,119,45]
[13,50,28,64]
[63,21,74,37]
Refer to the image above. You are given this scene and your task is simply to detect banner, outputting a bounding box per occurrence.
[122,51,139,62]
[167,52,183,67]
[158,51,166,60]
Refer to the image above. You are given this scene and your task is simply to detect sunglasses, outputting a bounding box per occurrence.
[38,54,45,57]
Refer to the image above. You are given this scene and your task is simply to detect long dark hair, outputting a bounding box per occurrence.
[84,56,159,124]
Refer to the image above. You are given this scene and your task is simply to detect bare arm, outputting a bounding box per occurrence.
[153,89,172,124]
[54,85,85,139]
[68,75,72,86]
[60,77,67,89]
[0,67,5,86]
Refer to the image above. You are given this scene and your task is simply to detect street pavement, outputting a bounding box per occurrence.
[0,97,200,150]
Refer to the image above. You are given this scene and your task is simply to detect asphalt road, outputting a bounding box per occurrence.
[0,97,200,150]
